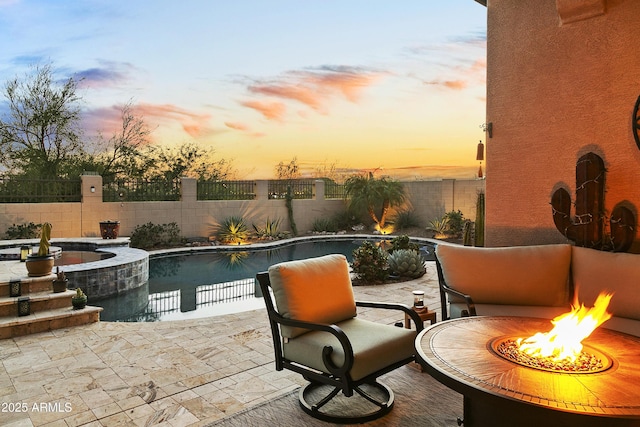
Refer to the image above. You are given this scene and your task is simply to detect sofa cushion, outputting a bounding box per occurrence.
[436,244,572,307]
[572,247,640,322]
[268,254,357,338]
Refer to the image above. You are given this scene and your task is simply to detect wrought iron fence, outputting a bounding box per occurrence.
[0,176,81,203]
[103,178,181,202]
[268,179,314,200]
[324,181,346,199]
[196,278,259,307]
[197,180,256,200]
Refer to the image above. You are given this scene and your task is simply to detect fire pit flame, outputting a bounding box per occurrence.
[517,292,613,363]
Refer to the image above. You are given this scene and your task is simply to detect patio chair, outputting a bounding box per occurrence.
[256,254,423,424]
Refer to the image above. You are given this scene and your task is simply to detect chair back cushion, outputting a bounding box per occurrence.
[571,246,640,321]
[268,254,357,338]
[436,243,571,307]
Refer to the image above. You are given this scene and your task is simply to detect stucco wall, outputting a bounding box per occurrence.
[0,177,484,239]
[485,0,640,251]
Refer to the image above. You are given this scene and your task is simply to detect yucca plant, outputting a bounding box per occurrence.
[218,216,249,244]
[426,217,449,239]
[253,217,282,239]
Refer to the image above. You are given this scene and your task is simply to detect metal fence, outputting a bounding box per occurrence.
[324,181,346,199]
[196,278,259,307]
[197,180,256,200]
[0,176,81,203]
[103,178,181,202]
[268,179,314,199]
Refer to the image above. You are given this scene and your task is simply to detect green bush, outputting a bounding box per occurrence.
[312,217,338,233]
[130,222,183,249]
[253,217,288,240]
[392,210,421,231]
[351,240,388,283]
[217,216,249,244]
[388,234,419,254]
[4,222,42,239]
[444,210,465,236]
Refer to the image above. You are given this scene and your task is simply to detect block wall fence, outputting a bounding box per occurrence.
[0,175,485,239]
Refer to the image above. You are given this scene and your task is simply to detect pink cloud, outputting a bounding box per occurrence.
[424,58,486,91]
[83,102,214,140]
[242,66,384,120]
[240,100,287,121]
[224,121,249,131]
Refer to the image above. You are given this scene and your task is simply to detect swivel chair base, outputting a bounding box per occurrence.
[298,380,394,424]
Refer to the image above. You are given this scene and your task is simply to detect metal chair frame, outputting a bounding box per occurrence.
[256,271,424,424]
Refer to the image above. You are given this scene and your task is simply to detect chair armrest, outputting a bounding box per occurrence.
[356,301,425,332]
[440,284,477,317]
[268,309,354,376]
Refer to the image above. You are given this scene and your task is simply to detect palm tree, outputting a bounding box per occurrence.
[344,173,406,230]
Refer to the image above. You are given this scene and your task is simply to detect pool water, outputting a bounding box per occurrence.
[96,238,434,322]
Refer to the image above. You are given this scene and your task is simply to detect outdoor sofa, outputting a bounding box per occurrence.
[435,243,640,337]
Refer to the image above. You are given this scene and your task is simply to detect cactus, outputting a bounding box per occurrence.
[388,249,426,279]
[37,222,52,256]
[551,152,635,252]
[462,220,473,246]
[474,192,485,247]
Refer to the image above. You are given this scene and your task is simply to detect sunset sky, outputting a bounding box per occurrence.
[0,0,487,180]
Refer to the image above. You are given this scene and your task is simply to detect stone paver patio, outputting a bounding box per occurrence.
[0,262,441,427]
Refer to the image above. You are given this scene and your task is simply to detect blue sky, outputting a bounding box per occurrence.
[0,0,487,179]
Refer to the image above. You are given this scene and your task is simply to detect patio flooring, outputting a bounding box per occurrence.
[0,262,441,427]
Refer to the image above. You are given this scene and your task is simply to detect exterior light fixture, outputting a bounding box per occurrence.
[9,280,21,297]
[90,186,96,193]
[476,140,485,179]
[20,245,30,262]
[17,297,30,316]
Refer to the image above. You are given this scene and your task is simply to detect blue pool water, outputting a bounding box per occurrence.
[96,238,434,322]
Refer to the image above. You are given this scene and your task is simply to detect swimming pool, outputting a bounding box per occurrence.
[95,237,434,322]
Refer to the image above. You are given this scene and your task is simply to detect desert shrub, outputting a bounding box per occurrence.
[331,210,364,231]
[351,240,388,283]
[388,234,420,254]
[4,222,41,239]
[392,210,421,231]
[253,217,285,240]
[217,216,249,244]
[444,210,465,236]
[130,222,183,249]
[426,217,449,239]
[312,217,338,233]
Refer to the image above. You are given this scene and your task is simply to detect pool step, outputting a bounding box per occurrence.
[0,275,102,339]
[0,306,102,339]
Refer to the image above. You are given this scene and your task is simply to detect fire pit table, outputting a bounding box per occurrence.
[415,316,640,427]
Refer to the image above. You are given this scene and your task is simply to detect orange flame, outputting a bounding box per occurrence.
[517,292,613,362]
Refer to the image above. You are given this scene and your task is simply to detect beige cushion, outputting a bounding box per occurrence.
[283,318,416,381]
[572,246,640,321]
[436,244,571,307]
[268,254,356,338]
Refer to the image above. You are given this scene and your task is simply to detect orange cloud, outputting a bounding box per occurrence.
[240,100,287,121]
[224,121,249,131]
[242,66,384,120]
[424,58,486,91]
[133,103,213,138]
[84,102,214,140]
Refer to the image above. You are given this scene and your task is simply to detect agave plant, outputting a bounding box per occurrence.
[252,217,282,240]
[388,249,426,279]
[217,216,249,244]
[426,217,449,239]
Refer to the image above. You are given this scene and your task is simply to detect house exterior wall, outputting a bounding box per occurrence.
[484,0,640,252]
[0,177,484,239]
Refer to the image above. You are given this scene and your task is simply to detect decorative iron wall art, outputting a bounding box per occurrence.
[634,95,640,151]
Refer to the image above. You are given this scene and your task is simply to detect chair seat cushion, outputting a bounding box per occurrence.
[283,318,416,381]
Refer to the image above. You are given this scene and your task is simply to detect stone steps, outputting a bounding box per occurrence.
[0,273,102,339]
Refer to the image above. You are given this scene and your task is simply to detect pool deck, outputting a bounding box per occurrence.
[0,258,442,427]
